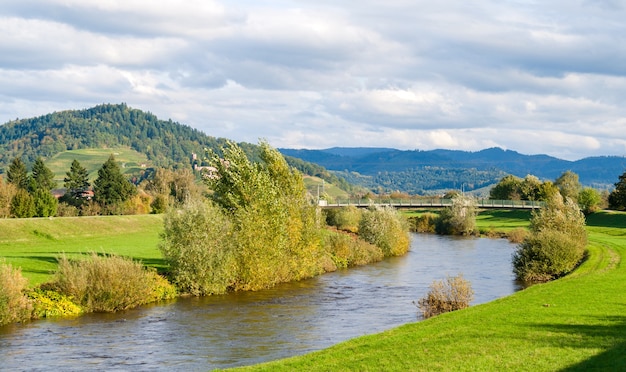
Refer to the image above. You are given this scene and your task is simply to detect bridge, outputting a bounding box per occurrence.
[320,198,544,209]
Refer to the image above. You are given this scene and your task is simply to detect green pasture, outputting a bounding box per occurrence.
[46,147,150,184]
[303,175,350,200]
[0,214,164,286]
[237,210,626,371]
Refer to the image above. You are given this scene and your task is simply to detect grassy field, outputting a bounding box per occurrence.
[0,214,164,286]
[236,210,626,371]
[303,175,350,200]
[46,147,150,184]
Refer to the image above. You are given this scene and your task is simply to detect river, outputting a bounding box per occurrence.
[0,234,521,371]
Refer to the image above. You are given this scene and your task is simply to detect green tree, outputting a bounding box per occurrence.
[578,187,602,214]
[29,157,56,192]
[513,194,587,282]
[63,159,90,205]
[555,170,581,201]
[10,189,35,218]
[32,188,58,217]
[93,155,136,213]
[608,169,626,210]
[6,158,29,190]
[489,175,522,200]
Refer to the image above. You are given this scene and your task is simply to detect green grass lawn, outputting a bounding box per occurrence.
[46,147,150,184]
[0,214,164,286]
[236,210,626,371]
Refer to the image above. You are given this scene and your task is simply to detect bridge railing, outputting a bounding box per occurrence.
[323,198,544,209]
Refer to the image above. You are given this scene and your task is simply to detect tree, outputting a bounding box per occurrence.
[555,170,581,201]
[609,169,626,210]
[6,158,28,190]
[489,175,522,200]
[513,194,587,282]
[578,187,602,214]
[435,195,478,235]
[10,189,35,218]
[93,155,136,213]
[63,159,90,205]
[0,176,17,218]
[29,157,56,192]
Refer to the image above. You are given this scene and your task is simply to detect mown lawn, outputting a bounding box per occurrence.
[0,214,164,286]
[235,210,626,371]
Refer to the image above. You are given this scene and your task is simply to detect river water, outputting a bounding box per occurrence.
[0,234,521,371]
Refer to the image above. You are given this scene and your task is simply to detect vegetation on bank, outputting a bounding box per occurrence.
[234,211,626,371]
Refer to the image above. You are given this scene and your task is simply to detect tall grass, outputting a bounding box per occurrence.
[53,253,175,313]
[0,261,32,325]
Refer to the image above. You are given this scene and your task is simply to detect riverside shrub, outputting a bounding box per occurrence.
[358,206,410,256]
[513,195,587,282]
[0,261,32,325]
[417,274,474,318]
[324,206,362,233]
[435,195,477,235]
[53,253,167,312]
[323,229,383,269]
[160,201,237,295]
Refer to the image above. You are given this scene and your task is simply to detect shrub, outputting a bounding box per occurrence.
[53,253,159,312]
[512,195,587,282]
[28,288,83,319]
[358,206,410,256]
[0,261,32,325]
[416,274,474,318]
[507,228,528,244]
[324,206,362,233]
[160,201,238,295]
[409,212,438,233]
[56,202,79,217]
[435,195,477,235]
[323,229,384,269]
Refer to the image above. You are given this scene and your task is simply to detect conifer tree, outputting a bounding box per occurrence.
[63,159,90,204]
[7,158,29,190]
[93,155,136,212]
[30,157,56,192]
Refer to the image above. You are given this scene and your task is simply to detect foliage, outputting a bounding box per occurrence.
[608,169,626,210]
[204,140,325,291]
[7,157,29,190]
[490,174,560,201]
[29,157,56,192]
[56,202,79,217]
[27,288,83,319]
[322,229,383,269]
[93,154,137,213]
[416,274,474,318]
[513,194,587,282]
[578,187,602,214]
[160,201,237,295]
[141,167,203,212]
[435,195,478,235]
[323,205,362,233]
[32,188,58,217]
[10,188,35,218]
[407,212,438,233]
[357,206,410,256]
[0,176,17,218]
[0,261,32,326]
[53,253,158,313]
[555,170,581,201]
[63,159,90,206]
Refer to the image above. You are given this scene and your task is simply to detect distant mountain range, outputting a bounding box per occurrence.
[280,147,626,194]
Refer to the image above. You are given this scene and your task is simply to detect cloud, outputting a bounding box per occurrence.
[1,0,626,161]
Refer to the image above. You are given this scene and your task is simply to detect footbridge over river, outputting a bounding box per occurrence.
[320,198,544,210]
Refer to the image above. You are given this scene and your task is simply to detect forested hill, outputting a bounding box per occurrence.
[280,147,626,193]
[0,103,353,192]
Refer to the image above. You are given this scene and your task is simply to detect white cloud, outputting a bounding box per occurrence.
[1,0,626,161]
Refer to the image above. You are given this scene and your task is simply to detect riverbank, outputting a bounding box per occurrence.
[234,210,626,371]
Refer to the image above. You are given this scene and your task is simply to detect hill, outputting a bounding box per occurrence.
[0,103,353,194]
[280,147,626,194]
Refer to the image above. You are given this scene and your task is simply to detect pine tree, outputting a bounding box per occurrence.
[30,157,56,192]
[609,170,626,210]
[93,155,136,212]
[7,158,29,190]
[10,189,35,218]
[63,159,90,203]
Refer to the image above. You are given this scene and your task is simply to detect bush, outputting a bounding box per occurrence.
[358,206,410,256]
[160,201,238,295]
[323,229,384,269]
[435,195,477,235]
[416,274,474,318]
[0,261,32,325]
[409,213,438,233]
[512,195,587,282]
[56,202,79,217]
[324,206,362,233]
[28,288,83,319]
[53,253,161,312]
[507,228,528,244]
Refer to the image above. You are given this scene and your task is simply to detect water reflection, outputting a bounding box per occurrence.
[0,234,520,370]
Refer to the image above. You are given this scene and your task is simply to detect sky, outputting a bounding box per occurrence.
[1,1,626,161]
